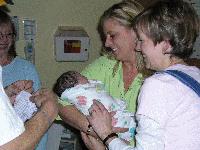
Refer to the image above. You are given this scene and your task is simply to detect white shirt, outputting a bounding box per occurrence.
[0,66,25,146]
[109,64,200,150]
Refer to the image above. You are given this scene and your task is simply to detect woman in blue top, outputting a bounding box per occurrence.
[0,9,47,150]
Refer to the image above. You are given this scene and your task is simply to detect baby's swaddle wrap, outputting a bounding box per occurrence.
[61,80,136,141]
[14,90,38,122]
[0,66,25,146]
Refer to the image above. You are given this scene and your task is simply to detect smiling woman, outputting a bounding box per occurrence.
[58,0,150,149]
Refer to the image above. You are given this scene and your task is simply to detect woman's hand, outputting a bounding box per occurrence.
[87,100,113,140]
[112,127,128,134]
[30,89,58,124]
[4,80,33,104]
[81,132,105,150]
[13,80,33,93]
[30,89,58,108]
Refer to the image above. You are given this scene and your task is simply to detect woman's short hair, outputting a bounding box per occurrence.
[133,0,200,59]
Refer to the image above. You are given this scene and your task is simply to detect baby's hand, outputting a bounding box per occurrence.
[14,80,33,93]
[5,80,33,99]
[5,80,33,105]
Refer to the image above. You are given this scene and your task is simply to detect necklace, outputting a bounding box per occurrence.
[122,63,138,91]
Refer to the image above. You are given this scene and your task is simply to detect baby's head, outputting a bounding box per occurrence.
[53,71,88,97]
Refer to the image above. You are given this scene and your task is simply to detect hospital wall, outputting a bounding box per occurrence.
[7,0,120,89]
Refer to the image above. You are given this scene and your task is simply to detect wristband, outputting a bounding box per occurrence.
[103,133,118,146]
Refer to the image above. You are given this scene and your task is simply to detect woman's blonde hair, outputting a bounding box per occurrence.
[97,0,148,76]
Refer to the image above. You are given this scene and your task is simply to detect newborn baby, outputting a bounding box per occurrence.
[54,71,136,141]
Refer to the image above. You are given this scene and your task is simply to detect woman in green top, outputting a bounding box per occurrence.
[59,0,149,147]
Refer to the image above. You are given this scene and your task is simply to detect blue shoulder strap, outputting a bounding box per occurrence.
[162,70,200,97]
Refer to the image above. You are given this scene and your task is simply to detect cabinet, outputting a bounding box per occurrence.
[46,123,84,150]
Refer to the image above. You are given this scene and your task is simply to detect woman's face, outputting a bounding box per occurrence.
[78,75,89,85]
[0,23,14,56]
[136,30,168,71]
[103,18,137,62]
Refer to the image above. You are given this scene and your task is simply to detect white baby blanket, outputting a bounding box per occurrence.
[61,80,124,115]
[61,80,136,141]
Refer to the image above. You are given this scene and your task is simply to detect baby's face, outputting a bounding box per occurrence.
[78,76,89,85]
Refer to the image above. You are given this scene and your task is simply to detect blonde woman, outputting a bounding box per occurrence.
[59,0,149,147]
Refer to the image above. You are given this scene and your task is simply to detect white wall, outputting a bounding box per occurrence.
[8,0,120,88]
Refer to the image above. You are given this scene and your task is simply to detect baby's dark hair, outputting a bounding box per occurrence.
[53,71,81,97]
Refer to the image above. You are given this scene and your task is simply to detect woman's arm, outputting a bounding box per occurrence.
[58,104,98,137]
[0,89,58,150]
[81,132,105,150]
[1,111,51,150]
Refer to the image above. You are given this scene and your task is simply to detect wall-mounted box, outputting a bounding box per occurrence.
[54,26,90,61]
